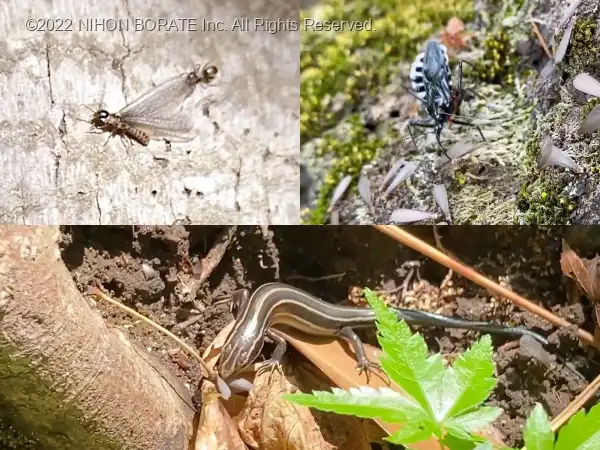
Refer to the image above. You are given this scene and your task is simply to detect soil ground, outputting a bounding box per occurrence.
[56,225,600,447]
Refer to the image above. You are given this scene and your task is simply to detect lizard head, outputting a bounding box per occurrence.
[218,323,265,380]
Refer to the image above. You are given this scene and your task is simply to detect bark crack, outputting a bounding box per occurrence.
[95,173,102,224]
[233,156,242,212]
[45,44,54,106]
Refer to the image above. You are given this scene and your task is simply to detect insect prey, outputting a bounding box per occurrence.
[89,63,218,147]
[407,40,485,160]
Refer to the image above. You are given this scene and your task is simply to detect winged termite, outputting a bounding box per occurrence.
[88,63,218,147]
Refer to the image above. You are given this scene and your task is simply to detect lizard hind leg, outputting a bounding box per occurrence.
[335,326,390,385]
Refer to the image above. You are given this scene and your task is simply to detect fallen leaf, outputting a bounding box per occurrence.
[203,320,236,367]
[293,361,386,449]
[560,239,600,302]
[236,369,336,450]
[194,380,247,450]
[439,17,474,53]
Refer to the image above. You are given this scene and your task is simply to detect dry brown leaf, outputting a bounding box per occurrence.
[439,17,474,53]
[236,369,335,450]
[203,320,236,368]
[193,380,247,450]
[293,361,384,449]
[560,239,600,302]
[195,432,222,450]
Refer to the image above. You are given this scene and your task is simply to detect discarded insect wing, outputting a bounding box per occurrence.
[328,175,352,212]
[580,104,600,134]
[573,73,600,97]
[390,208,437,224]
[435,139,475,167]
[357,173,372,209]
[555,16,575,64]
[432,184,451,222]
[384,162,418,197]
[557,0,581,30]
[380,159,406,189]
[330,210,340,225]
[538,134,582,173]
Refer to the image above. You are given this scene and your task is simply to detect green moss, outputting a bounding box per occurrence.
[522,128,541,172]
[0,339,123,450]
[517,100,579,224]
[564,18,599,77]
[475,28,518,85]
[304,114,388,224]
[517,178,574,224]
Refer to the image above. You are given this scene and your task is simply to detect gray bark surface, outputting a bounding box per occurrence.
[0,226,195,450]
[0,0,300,225]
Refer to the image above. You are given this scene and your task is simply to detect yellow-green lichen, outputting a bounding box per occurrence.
[454,172,467,186]
[475,28,518,85]
[564,18,599,77]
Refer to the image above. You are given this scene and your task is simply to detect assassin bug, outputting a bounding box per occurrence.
[407,40,485,160]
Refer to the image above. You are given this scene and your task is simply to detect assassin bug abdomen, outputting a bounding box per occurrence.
[407,40,485,160]
[410,41,453,120]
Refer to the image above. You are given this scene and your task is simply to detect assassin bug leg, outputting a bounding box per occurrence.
[451,116,486,143]
[407,118,452,160]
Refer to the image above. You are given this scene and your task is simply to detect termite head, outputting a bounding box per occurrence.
[203,64,218,82]
[90,109,111,127]
[187,64,219,85]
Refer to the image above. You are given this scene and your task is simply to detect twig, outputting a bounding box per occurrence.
[171,297,233,333]
[88,286,217,380]
[530,19,553,59]
[550,372,600,431]
[171,313,205,333]
[373,225,597,347]
[285,273,346,282]
[194,226,237,286]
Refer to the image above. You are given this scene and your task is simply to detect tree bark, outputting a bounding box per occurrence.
[0,226,195,450]
[0,0,299,225]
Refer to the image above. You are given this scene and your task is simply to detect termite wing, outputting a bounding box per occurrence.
[88,63,219,146]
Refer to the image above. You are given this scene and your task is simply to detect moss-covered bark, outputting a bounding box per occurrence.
[0,341,123,450]
[0,226,194,450]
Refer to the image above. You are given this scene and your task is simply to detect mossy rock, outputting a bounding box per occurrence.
[302,0,600,224]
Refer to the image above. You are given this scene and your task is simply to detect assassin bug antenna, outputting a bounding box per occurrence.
[405,40,486,160]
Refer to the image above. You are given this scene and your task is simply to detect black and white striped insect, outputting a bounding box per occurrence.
[88,64,218,147]
[407,40,485,159]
